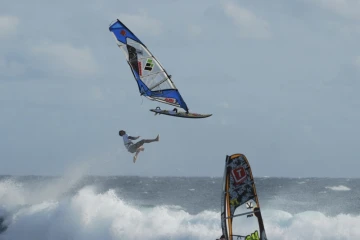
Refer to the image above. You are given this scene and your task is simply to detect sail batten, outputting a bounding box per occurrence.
[224,210,260,219]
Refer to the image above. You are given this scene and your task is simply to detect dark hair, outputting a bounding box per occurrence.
[119,130,125,136]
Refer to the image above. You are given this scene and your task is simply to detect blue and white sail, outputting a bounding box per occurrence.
[109,19,189,112]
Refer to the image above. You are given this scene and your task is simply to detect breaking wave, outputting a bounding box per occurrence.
[325,185,351,191]
[0,179,359,240]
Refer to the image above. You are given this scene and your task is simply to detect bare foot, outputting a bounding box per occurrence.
[133,155,137,163]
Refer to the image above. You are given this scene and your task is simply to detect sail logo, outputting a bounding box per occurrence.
[231,167,246,185]
[164,98,175,103]
[229,198,239,206]
[144,59,154,71]
[245,230,260,240]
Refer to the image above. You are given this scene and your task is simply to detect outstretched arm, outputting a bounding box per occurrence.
[129,136,140,140]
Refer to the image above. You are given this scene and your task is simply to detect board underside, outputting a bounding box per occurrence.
[150,109,212,119]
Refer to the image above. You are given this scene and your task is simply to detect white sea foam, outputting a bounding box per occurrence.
[325,185,351,191]
[0,179,360,240]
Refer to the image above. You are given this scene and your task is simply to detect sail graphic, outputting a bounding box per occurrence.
[108,19,189,112]
[221,154,268,240]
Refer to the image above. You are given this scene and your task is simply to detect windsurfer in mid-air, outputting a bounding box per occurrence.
[119,130,159,163]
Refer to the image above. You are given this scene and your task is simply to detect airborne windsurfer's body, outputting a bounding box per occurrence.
[119,130,159,162]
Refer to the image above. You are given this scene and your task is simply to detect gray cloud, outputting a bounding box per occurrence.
[0,0,359,177]
[31,42,99,78]
[313,0,360,20]
[222,1,271,39]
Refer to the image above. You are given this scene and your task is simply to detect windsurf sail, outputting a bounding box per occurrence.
[221,154,267,240]
[108,19,189,112]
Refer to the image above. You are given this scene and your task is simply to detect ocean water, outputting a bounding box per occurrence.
[0,175,359,240]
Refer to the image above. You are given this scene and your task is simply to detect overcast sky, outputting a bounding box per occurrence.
[0,0,359,177]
